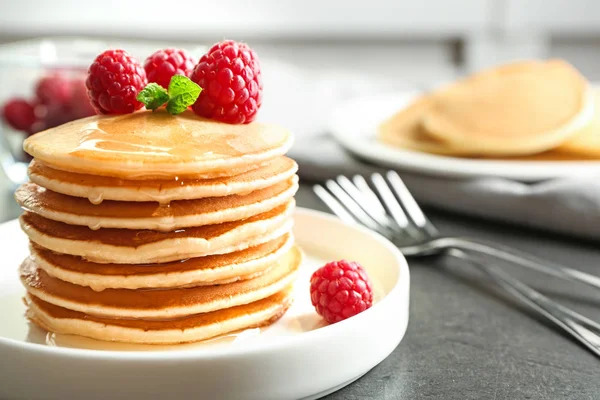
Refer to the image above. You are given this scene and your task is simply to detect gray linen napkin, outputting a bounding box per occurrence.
[289,134,600,240]
[259,59,600,240]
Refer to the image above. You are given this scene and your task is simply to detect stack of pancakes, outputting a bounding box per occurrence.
[16,110,300,344]
[379,59,600,159]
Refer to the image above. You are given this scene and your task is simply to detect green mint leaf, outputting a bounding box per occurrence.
[137,83,169,110]
[166,75,202,115]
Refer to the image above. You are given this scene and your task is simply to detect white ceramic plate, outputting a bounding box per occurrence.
[329,92,600,182]
[0,207,409,400]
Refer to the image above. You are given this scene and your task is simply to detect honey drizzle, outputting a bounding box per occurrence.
[70,111,263,160]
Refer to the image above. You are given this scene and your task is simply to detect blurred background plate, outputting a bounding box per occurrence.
[328,92,600,181]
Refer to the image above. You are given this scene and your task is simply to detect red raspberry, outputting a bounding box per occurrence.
[35,73,72,107]
[310,260,373,324]
[85,49,147,114]
[2,98,36,131]
[191,40,263,124]
[144,48,196,89]
[33,101,71,131]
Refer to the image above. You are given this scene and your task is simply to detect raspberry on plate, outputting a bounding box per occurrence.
[191,40,263,124]
[144,48,196,89]
[310,260,374,324]
[2,98,36,132]
[86,49,147,114]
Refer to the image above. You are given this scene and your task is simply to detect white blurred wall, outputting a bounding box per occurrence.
[1,0,600,80]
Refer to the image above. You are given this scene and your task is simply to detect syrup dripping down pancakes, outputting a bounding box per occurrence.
[18,109,300,344]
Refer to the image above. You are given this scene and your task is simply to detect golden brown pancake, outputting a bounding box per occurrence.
[559,88,600,157]
[422,60,594,156]
[25,287,293,344]
[484,150,600,161]
[377,88,600,159]
[24,109,294,180]
[19,200,295,264]
[377,95,459,155]
[15,176,298,231]
[29,233,293,291]
[377,94,600,160]
[20,245,301,319]
[28,157,298,204]
[20,101,300,344]
[377,95,600,160]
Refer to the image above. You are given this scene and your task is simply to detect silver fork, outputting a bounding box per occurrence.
[314,171,600,358]
[317,171,600,290]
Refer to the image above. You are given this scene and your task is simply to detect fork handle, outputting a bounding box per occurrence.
[448,249,600,358]
[409,236,600,291]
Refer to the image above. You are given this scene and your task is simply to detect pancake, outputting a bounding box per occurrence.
[23,109,294,180]
[20,245,301,319]
[28,157,298,204]
[29,233,294,291]
[16,176,298,231]
[377,95,460,155]
[19,200,295,264]
[422,60,594,156]
[486,150,600,161]
[25,287,293,344]
[559,88,600,157]
[376,95,600,159]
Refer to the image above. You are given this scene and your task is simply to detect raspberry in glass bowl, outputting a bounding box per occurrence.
[0,38,204,186]
[0,67,95,184]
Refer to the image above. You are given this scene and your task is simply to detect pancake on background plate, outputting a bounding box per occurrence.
[17,109,300,344]
[559,88,600,157]
[376,92,584,159]
[378,96,459,155]
[378,59,597,159]
[422,60,594,156]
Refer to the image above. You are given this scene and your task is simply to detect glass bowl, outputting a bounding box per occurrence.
[0,37,206,187]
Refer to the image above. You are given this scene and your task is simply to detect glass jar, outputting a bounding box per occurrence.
[0,37,205,187]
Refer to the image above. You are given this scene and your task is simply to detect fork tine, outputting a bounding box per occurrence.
[352,175,387,216]
[313,185,357,225]
[386,171,439,236]
[336,175,392,227]
[324,180,382,232]
[371,173,410,229]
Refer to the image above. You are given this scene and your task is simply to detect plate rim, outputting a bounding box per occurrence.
[0,207,409,361]
[328,92,600,181]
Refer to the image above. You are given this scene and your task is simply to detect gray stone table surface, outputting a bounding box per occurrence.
[1,183,600,399]
[293,185,600,400]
